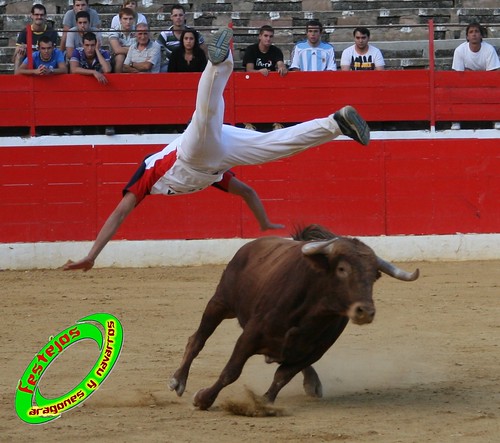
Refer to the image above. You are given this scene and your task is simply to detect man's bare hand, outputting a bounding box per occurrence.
[63,258,95,271]
[261,221,285,231]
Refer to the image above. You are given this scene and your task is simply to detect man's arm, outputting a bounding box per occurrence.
[289,45,300,71]
[52,61,68,74]
[123,60,152,72]
[276,60,288,76]
[66,46,74,61]
[60,25,71,52]
[227,177,284,231]
[15,63,45,75]
[70,60,108,83]
[64,192,137,271]
[109,38,129,56]
[95,48,112,73]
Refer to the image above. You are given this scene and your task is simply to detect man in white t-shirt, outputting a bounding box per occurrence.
[452,22,500,71]
[451,22,499,130]
[109,7,136,72]
[341,27,385,71]
[290,20,336,71]
[111,0,147,29]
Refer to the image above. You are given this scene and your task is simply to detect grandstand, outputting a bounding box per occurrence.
[0,0,499,73]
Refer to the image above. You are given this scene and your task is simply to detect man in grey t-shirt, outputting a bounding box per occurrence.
[65,11,101,60]
[60,0,100,52]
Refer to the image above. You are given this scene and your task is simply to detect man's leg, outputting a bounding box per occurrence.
[218,106,369,169]
[177,28,233,170]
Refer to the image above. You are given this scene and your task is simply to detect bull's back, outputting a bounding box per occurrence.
[214,237,308,322]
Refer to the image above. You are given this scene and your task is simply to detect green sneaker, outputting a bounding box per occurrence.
[333,106,370,146]
[208,27,233,64]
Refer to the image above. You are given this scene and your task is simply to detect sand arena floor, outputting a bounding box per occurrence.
[1,261,499,442]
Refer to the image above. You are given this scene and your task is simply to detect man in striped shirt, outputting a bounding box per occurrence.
[290,20,336,71]
[156,4,206,72]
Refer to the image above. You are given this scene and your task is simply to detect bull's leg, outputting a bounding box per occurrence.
[302,366,323,398]
[169,298,231,396]
[263,363,306,403]
[193,329,258,410]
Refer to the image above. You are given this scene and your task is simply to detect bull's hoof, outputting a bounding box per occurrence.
[168,376,186,397]
[303,367,323,398]
[193,388,215,410]
[303,380,323,398]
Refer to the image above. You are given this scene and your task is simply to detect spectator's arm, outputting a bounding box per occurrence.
[109,38,129,55]
[289,47,300,71]
[66,46,74,61]
[96,50,112,74]
[122,62,140,73]
[52,61,68,74]
[128,60,153,72]
[16,63,44,76]
[276,60,288,76]
[60,25,70,52]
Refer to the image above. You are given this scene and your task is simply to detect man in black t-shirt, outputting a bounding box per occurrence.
[14,4,59,71]
[243,25,288,76]
[242,25,288,131]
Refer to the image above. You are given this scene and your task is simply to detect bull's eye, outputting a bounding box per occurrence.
[336,261,351,278]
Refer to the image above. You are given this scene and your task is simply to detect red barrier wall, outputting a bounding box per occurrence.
[1,71,499,133]
[1,137,498,243]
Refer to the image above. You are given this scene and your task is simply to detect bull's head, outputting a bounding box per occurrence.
[301,238,419,325]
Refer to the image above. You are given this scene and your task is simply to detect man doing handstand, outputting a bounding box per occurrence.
[64,27,370,271]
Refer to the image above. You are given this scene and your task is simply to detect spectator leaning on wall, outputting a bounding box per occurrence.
[451,22,500,130]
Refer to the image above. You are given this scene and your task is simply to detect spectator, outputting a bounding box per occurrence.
[123,23,161,73]
[451,22,500,130]
[70,32,113,135]
[65,11,102,61]
[168,28,207,72]
[111,1,147,29]
[242,25,288,131]
[13,4,59,71]
[70,32,111,83]
[109,7,136,73]
[290,20,336,71]
[157,4,207,72]
[61,0,101,53]
[452,22,500,72]
[15,36,66,75]
[341,27,385,71]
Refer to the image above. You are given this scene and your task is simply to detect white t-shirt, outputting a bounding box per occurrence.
[340,44,385,70]
[290,40,336,71]
[111,13,147,29]
[452,41,500,71]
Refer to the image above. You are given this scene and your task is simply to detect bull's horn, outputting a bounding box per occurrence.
[301,239,337,256]
[377,257,419,281]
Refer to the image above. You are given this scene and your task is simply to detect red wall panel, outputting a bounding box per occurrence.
[1,137,498,243]
[3,71,499,132]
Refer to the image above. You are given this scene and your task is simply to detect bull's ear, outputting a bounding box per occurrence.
[301,239,337,256]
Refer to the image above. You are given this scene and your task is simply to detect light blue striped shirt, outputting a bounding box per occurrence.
[290,40,336,71]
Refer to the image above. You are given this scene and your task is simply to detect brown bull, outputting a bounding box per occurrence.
[169,225,419,409]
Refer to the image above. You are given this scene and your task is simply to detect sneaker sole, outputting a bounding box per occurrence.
[208,28,233,64]
[341,105,370,146]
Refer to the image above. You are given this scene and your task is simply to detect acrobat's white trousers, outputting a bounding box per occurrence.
[177,53,343,173]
